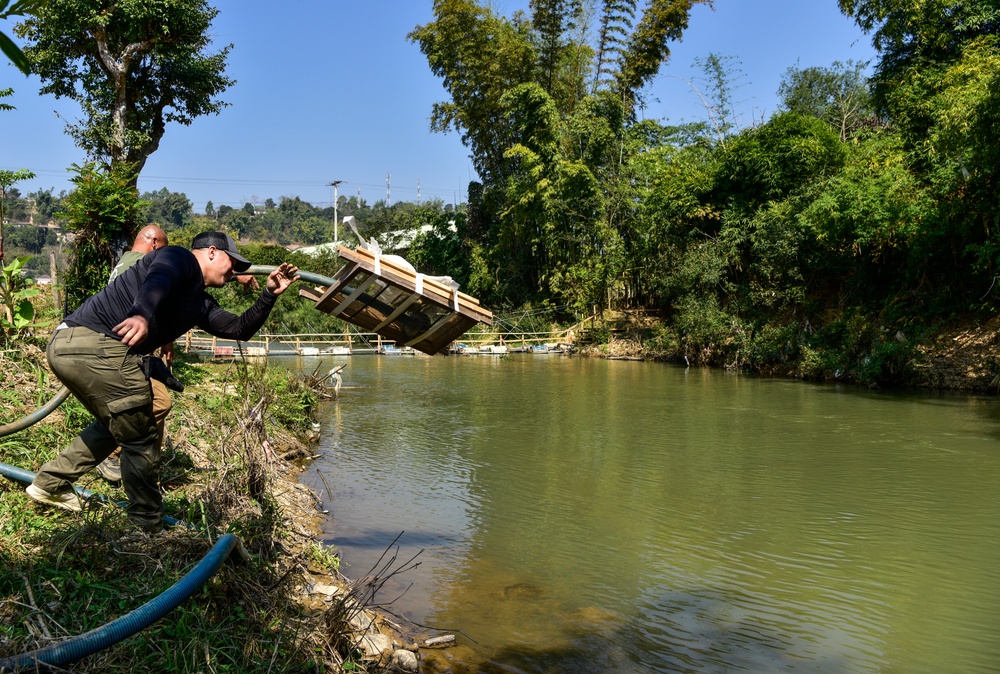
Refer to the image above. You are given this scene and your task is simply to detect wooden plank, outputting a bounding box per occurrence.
[305,247,493,354]
[298,286,325,302]
[350,247,485,311]
[337,248,492,324]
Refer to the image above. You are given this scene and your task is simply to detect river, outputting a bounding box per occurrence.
[293,354,1000,673]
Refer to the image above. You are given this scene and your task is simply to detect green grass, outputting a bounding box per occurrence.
[0,344,354,673]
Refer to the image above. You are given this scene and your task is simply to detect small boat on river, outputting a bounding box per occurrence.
[379,345,416,355]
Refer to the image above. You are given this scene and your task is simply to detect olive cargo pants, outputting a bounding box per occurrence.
[33,326,164,528]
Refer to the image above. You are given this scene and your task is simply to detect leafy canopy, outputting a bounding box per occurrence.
[16,0,233,173]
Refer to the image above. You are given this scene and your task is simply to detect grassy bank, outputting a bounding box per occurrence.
[0,336,374,672]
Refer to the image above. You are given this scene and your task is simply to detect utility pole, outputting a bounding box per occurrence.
[328,180,343,242]
[386,173,391,206]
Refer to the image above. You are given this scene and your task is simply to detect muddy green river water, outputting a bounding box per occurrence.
[295,355,1000,673]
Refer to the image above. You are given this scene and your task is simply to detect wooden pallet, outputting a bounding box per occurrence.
[300,246,492,356]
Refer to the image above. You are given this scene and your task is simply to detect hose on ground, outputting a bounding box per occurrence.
[0,533,241,672]
[0,386,71,439]
[0,462,250,670]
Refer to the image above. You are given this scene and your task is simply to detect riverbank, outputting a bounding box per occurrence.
[578,310,1000,393]
[0,340,421,672]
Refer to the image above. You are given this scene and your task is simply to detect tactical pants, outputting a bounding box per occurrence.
[33,326,162,528]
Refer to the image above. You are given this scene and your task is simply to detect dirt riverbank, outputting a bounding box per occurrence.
[579,312,1000,394]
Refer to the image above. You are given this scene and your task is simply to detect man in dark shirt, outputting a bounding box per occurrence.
[97,224,172,484]
[26,231,300,531]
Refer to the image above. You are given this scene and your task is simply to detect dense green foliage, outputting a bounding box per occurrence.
[0,0,42,74]
[8,0,1000,388]
[400,0,1000,386]
[60,163,148,311]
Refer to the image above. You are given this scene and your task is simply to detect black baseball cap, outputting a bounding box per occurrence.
[191,231,252,272]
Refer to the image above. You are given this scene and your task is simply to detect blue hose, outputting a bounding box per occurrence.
[0,533,241,672]
[0,460,184,525]
[0,461,246,670]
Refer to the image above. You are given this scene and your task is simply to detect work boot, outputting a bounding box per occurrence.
[26,484,83,512]
[96,456,122,484]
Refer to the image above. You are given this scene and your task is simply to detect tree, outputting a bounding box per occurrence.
[617,0,704,115]
[0,0,43,75]
[593,0,636,93]
[0,167,35,262]
[60,163,147,311]
[681,53,750,147]
[141,187,192,230]
[778,60,874,141]
[411,0,705,309]
[715,112,847,211]
[6,222,48,253]
[838,0,1000,115]
[409,0,537,185]
[28,188,63,225]
[17,0,233,176]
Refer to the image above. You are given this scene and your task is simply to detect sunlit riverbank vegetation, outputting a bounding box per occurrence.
[5,1,1000,392]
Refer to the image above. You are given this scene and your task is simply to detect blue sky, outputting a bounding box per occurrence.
[1,0,877,214]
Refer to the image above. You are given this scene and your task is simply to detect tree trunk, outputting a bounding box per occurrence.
[49,249,61,313]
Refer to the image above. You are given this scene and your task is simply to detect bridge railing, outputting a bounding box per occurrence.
[181,326,580,357]
[181,330,389,356]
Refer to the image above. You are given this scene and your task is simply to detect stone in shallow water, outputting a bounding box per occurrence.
[356,632,393,662]
[390,648,419,672]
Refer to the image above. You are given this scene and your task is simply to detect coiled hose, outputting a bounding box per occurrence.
[0,533,241,672]
[0,461,249,671]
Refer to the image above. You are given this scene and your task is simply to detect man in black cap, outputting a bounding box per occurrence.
[26,231,299,531]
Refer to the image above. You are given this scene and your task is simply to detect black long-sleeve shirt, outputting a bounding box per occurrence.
[65,245,275,355]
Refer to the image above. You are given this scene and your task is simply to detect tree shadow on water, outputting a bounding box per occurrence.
[426,585,860,674]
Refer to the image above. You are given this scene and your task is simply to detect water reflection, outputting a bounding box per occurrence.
[296,356,1000,673]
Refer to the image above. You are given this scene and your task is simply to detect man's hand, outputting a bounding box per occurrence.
[161,342,175,368]
[113,315,149,347]
[236,274,260,291]
[266,263,300,296]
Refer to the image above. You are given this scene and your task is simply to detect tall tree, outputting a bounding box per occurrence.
[410,0,537,185]
[141,187,193,230]
[617,0,702,113]
[778,60,874,141]
[838,0,1000,113]
[17,0,233,176]
[593,0,636,93]
[0,168,34,261]
[413,0,705,309]
[530,0,592,115]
